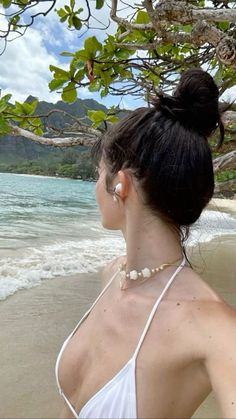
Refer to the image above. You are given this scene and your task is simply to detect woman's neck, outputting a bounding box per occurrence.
[122,211,183,273]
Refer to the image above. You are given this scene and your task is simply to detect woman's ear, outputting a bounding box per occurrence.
[116,170,130,199]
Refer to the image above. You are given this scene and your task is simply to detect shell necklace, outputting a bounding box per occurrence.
[119,257,182,290]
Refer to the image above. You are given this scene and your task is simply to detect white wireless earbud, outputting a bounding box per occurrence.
[114,183,122,194]
[113,183,122,201]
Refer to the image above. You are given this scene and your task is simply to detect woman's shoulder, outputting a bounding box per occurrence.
[175,265,235,319]
[100,255,126,288]
[174,266,236,355]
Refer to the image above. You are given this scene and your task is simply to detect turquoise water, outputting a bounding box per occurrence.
[0,173,124,300]
[0,173,235,300]
[0,173,100,246]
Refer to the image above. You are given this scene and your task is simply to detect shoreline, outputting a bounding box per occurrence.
[0,172,235,190]
[207,197,236,216]
[0,171,96,182]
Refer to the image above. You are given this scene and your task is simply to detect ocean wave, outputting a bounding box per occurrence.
[0,236,125,300]
[187,210,236,245]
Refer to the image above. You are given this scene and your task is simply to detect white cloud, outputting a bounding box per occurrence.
[0,27,62,103]
[0,1,144,109]
[0,1,115,104]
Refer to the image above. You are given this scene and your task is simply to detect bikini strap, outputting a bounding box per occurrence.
[132,255,186,361]
[61,392,79,419]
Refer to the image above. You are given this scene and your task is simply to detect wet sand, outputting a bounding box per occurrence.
[0,272,102,418]
[0,199,235,419]
[208,197,236,216]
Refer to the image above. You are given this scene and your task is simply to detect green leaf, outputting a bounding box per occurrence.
[0,93,12,102]
[1,0,12,8]
[10,15,20,29]
[73,59,85,70]
[21,100,38,115]
[28,99,38,114]
[70,0,75,8]
[13,101,23,114]
[19,119,28,129]
[74,69,85,82]
[115,48,133,59]
[88,79,101,92]
[75,7,83,14]
[106,115,119,124]
[119,69,132,79]
[0,116,11,134]
[60,51,75,57]
[72,16,82,30]
[33,127,44,136]
[135,11,150,24]
[61,82,77,103]
[68,14,73,28]
[100,87,109,98]
[84,36,102,58]
[60,15,68,23]
[182,24,192,33]
[18,0,28,5]
[49,78,66,91]
[49,65,70,80]
[96,0,104,9]
[75,49,88,61]
[87,110,106,126]
[11,115,23,123]
[218,21,230,31]
[100,70,112,87]
[64,5,71,12]
[56,7,67,17]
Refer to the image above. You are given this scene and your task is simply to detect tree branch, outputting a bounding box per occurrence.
[152,1,236,24]
[111,0,236,67]
[213,149,236,172]
[110,0,153,30]
[9,124,100,147]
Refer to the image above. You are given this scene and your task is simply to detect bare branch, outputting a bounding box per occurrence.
[9,124,100,147]
[213,149,236,172]
[152,1,236,24]
[110,0,236,67]
[110,0,153,30]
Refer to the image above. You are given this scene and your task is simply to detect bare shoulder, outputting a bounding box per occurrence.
[173,264,224,303]
[197,297,236,355]
[100,255,126,288]
[175,266,236,357]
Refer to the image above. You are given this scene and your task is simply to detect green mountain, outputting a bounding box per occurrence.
[0,97,108,164]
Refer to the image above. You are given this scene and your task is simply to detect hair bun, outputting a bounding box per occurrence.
[154,68,222,139]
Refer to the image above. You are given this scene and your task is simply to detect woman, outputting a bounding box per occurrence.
[55,69,236,419]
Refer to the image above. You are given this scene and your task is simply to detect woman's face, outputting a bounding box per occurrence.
[95,160,123,230]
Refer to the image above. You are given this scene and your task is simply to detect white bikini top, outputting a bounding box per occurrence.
[55,256,186,419]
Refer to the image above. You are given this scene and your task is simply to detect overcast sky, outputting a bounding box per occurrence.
[0,0,235,109]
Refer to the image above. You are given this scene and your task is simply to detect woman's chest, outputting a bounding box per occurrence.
[58,296,205,417]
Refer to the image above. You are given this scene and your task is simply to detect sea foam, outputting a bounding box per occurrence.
[0,236,125,300]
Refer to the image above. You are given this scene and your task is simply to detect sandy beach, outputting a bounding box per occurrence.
[0,272,102,418]
[0,198,235,419]
[208,197,236,216]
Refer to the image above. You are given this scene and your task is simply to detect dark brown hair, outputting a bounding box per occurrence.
[92,68,225,243]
